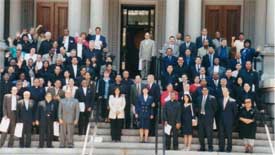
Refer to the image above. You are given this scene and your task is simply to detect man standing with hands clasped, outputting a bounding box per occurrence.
[163,91,181,150]
[58,90,80,148]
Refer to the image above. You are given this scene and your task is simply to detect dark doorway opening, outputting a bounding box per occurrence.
[120,5,155,77]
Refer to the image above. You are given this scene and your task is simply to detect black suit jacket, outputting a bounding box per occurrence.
[58,36,76,52]
[67,65,81,79]
[218,97,237,127]
[196,36,212,49]
[75,87,95,109]
[17,100,35,124]
[179,42,197,57]
[195,95,217,123]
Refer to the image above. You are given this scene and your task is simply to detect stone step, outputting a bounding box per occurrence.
[3,135,273,148]
[89,122,274,133]
[88,128,274,140]
[0,147,272,155]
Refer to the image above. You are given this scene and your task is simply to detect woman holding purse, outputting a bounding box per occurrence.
[181,94,196,151]
[108,87,126,142]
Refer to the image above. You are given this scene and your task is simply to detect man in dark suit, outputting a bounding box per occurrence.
[28,78,46,133]
[17,91,35,148]
[83,41,102,64]
[174,57,189,78]
[97,71,114,122]
[183,49,195,70]
[86,27,107,50]
[161,48,177,75]
[163,91,181,150]
[196,28,213,49]
[58,29,76,52]
[196,87,217,152]
[75,80,95,135]
[202,47,216,69]
[218,88,237,152]
[147,74,160,136]
[39,32,53,55]
[67,57,80,79]
[0,87,20,147]
[190,56,202,80]
[130,75,145,128]
[122,71,134,129]
[238,61,259,92]
[207,57,226,77]
[179,35,197,57]
[0,74,13,118]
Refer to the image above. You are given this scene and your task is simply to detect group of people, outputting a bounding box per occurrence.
[0,25,263,154]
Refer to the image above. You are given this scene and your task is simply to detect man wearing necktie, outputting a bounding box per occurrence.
[0,87,20,147]
[196,87,217,152]
[218,88,237,152]
[58,90,80,148]
[17,91,35,148]
[130,75,145,128]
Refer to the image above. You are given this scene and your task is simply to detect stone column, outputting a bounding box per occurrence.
[9,0,21,37]
[260,0,275,123]
[254,0,266,48]
[90,0,105,35]
[165,0,179,39]
[184,0,202,42]
[0,0,4,40]
[68,0,82,36]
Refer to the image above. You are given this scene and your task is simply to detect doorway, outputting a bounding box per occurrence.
[120,5,155,77]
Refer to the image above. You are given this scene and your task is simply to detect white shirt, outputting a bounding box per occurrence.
[72,65,77,77]
[11,95,17,111]
[234,40,244,53]
[223,97,229,110]
[24,100,29,110]
[36,61,43,70]
[95,35,100,41]
[24,54,37,62]
[64,36,69,51]
[77,44,83,59]
[83,87,87,96]
[213,65,219,73]
[144,95,148,101]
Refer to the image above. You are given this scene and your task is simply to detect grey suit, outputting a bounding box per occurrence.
[58,97,80,147]
[139,39,156,78]
[161,43,180,57]
[0,94,20,147]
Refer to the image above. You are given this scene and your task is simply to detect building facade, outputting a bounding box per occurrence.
[0,0,274,118]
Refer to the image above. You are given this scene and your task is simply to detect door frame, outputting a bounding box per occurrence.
[116,0,159,74]
[119,5,156,74]
[202,0,244,32]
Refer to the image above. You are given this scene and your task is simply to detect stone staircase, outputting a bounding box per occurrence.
[0,122,273,155]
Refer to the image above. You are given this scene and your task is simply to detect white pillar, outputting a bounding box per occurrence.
[165,0,179,39]
[266,0,274,46]
[0,0,4,40]
[254,0,266,48]
[68,0,82,36]
[9,0,21,37]
[184,0,202,42]
[90,0,104,34]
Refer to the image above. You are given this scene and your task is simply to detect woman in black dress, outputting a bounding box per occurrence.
[239,98,257,153]
[181,94,194,151]
[135,87,154,143]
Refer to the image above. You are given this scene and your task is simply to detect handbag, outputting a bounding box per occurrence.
[190,104,198,127]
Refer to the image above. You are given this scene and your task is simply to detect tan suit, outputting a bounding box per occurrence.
[139,39,156,78]
[0,94,20,147]
[47,87,65,100]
